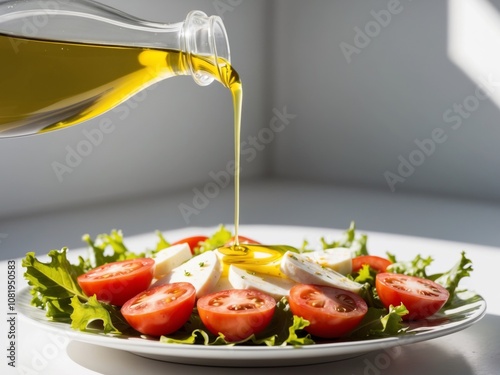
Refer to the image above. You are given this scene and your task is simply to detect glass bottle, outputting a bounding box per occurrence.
[0,0,232,137]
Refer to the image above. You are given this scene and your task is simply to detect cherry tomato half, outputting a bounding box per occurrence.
[224,236,261,247]
[197,289,276,342]
[77,258,154,306]
[376,273,449,320]
[352,255,392,273]
[171,236,208,254]
[121,282,196,336]
[288,284,368,338]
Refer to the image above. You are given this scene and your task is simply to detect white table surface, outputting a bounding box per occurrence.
[1,180,499,374]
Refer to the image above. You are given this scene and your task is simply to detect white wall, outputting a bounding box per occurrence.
[271,0,500,202]
[1,0,499,223]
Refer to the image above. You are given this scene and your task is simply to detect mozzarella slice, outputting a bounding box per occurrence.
[153,251,222,298]
[153,243,192,279]
[280,251,363,293]
[305,247,352,275]
[212,275,233,293]
[228,265,294,300]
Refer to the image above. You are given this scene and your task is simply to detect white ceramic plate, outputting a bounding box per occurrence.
[17,225,487,367]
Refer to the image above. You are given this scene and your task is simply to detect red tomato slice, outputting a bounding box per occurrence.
[171,236,208,254]
[197,289,276,342]
[77,258,154,306]
[224,235,261,246]
[376,273,449,320]
[352,255,392,273]
[121,282,196,336]
[288,284,368,338]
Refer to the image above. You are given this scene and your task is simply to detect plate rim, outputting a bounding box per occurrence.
[17,287,486,366]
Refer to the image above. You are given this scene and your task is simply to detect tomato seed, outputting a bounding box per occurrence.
[301,290,320,299]
[336,294,356,311]
[419,290,439,297]
[228,303,256,311]
[309,300,325,308]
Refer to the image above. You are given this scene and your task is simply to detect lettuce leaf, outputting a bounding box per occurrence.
[22,248,87,321]
[354,265,386,309]
[196,225,232,254]
[350,304,409,339]
[255,297,314,346]
[386,253,434,278]
[82,229,170,270]
[82,230,138,269]
[320,221,368,257]
[150,230,171,253]
[354,264,375,285]
[22,248,126,334]
[429,251,473,305]
[70,295,124,334]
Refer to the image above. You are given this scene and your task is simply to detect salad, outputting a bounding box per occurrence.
[22,222,475,346]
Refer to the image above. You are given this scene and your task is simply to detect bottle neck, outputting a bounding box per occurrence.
[182,10,230,86]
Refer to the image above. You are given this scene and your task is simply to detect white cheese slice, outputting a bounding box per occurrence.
[228,265,294,300]
[280,251,363,293]
[305,247,352,275]
[211,275,233,293]
[153,243,192,279]
[153,251,222,298]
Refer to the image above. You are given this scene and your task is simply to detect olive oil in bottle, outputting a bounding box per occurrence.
[0,34,239,136]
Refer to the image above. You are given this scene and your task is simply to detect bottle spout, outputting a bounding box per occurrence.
[183,10,230,86]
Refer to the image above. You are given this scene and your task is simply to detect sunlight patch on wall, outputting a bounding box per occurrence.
[448,0,500,106]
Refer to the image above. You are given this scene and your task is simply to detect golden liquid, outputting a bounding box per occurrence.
[217,244,297,278]
[0,33,243,243]
[0,35,174,135]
